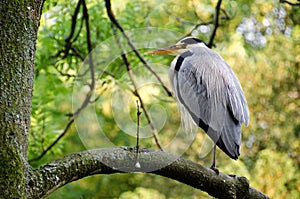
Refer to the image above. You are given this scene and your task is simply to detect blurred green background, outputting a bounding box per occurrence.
[29,0,300,198]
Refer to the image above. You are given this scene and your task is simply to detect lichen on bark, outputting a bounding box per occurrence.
[0,0,42,198]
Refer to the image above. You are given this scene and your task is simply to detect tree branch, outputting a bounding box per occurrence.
[208,0,223,48]
[29,0,95,162]
[60,0,83,60]
[104,0,172,96]
[280,0,300,6]
[111,26,164,150]
[29,147,271,199]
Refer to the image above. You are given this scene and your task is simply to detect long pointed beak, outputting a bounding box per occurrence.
[147,45,182,55]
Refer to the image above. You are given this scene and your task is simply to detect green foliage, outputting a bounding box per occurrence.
[31,0,300,198]
[252,149,299,198]
[119,187,166,199]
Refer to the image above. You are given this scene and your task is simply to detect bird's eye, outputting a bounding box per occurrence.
[180,43,187,48]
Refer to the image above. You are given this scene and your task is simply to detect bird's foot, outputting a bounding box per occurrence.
[209,165,219,175]
[120,146,149,153]
[120,146,138,152]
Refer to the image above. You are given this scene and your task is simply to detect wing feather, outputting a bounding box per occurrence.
[169,47,249,159]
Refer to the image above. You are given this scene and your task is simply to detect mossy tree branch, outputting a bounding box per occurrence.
[28,147,270,199]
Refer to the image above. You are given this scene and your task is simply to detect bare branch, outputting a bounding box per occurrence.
[29,120,74,162]
[208,0,223,48]
[104,0,172,97]
[111,26,164,150]
[29,0,96,162]
[51,0,85,78]
[168,2,231,41]
[65,0,81,45]
[280,0,300,6]
[41,118,46,151]
[164,6,196,25]
[53,65,78,78]
[62,0,82,59]
[136,100,141,153]
[184,20,214,38]
[29,148,271,199]
[220,8,231,20]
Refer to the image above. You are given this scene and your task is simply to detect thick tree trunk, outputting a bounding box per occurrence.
[0,0,42,198]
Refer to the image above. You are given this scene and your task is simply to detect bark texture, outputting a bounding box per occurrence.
[0,0,43,198]
[27,147,270,199]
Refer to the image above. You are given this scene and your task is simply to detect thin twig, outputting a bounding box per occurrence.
[220,8,231,20]
[41,117,46,151]
[29,0,95,162]
[64,0,82,59]
[208,0,223,48]
[172,2,231,40]
[54,65,77,78]
[104,0,172,97]
[47,0,85,78]
[280,0,300,6]
[51,0,85,78]
[164,6,196,25]
[137,95,164,150]
[72,16,84,43]
[111,26,164,151]
[134,100,142,168]
[82,0,95,90]
[183,20,214,38]
[71,0,95,117]
[29,120,74,162]
[136,100,141,154]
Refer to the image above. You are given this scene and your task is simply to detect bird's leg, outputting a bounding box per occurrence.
[210,144,219,174]
[134,100,141,168]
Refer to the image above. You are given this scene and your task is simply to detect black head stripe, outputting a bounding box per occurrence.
[175,51,193,71]
[181,37,205,45]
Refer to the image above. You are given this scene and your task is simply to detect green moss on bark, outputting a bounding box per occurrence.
[0,0,42,198]
[0,148,25,198]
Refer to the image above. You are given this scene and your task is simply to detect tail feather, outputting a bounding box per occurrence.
[205,109,242,160]
[215,108,242,159]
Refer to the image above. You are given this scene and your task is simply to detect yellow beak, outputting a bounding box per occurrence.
[147,45,183,55]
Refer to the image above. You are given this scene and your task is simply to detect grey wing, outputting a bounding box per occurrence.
[169,50,249,159]
[168,56,200,139]
[226,67,249,126]
[170,54,223,132]
[170,63,209,136]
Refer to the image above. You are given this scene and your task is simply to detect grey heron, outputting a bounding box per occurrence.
[148,37,249,172]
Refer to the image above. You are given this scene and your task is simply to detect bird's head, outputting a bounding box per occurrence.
[147,37,208,56]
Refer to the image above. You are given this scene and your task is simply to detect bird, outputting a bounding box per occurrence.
[147,37,249,172]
